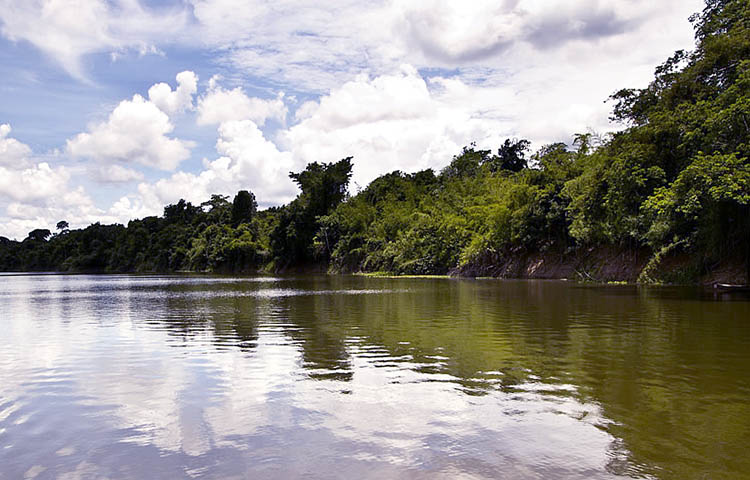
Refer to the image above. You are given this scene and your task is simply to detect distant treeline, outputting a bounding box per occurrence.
[1,0,748,282]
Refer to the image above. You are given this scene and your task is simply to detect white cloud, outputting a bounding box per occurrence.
[0,190,118,240]
[283,66,512,188]
[122,66,509,212]
[197,77,287,126]
[148,71,198,116]
[187,0,701,92]
[0,162,71,203]
[190,0,401,91]
[395,0,525,63]
[92,164,145,184]
[0,127,113,240]
[128,119,298,214]
[66,94,193,171]
[393,0,643,64]
[66,71,198,180]
[128,66,502,214]
[292,66,435,127]
[0,124,32,168]
[0,0,189,80]
[0,178,152,239]
[0,127,72,206]
[107,195,158,222]
[0,0,706,237]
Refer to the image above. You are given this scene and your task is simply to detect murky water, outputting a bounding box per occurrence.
[1,274,749,479]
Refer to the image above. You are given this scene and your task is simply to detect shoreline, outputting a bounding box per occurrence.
[2,265,746,287]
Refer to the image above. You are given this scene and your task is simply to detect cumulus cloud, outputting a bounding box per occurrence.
[121,66,506,213]
[0,126,112,240]
[0,175,144,239]
[197,76,287,126]
[292,66,435,127]
[0,0,705,237]
[397,0,523,63]
[0,0,189,79]
[148,71,198,116]
[128,119,297,214]
[67,71,198,181]
[283,66,512,188]
[106,195,160,222]
[0,162,71,203]
[0,124,32,168]
[122,66,509,210]
[0,188,122,241]
[66,94,193,171]
[0,127,70,205]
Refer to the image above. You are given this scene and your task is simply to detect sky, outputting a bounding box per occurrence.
[0,0,705,240]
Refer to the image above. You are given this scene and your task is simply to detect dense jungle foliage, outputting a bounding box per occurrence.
[1,0,748,281]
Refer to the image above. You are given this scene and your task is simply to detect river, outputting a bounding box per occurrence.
[1,274,748,479]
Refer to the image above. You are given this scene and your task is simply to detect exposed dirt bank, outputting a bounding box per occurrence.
[453,247,748,285]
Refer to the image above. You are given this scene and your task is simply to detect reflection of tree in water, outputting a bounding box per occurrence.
[145,280,260,353]
[272,278,750,479]
[562,287,750,478]
[128,276,750,478]
[280,292,354,382]
[319,279,581,394]
[144,277,354,379]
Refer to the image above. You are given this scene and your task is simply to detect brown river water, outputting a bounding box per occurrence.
[0,274,748,479]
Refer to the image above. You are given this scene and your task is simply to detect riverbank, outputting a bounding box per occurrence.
[448,247,748,285]
[1,246,746,286]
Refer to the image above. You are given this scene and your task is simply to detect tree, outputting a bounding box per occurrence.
[201,194,231,224]
[492,138,531,173]
[231,190,258,226]
[56,220,69,233]
[271,158,354,266]
[442,144,491,179]
[289,157,354,218]
[27,229,51,242]
[163,199,200,224]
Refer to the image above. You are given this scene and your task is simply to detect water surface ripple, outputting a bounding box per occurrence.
[1,275,749,479]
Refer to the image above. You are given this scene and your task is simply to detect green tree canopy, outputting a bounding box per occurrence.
[271,158,354,267]
[231,190,258,226]
[26,229,51,242]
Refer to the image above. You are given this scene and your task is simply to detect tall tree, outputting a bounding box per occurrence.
[271,158,353,266]
[442,144,491,179]
[163,199,200,225]
[231,190,258,226]
[492,139,531,173]
[202,194,231,224]
[289,157,354,217]
[26,229,51,242]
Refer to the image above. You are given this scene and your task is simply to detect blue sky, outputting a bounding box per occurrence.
[0,0,704,239]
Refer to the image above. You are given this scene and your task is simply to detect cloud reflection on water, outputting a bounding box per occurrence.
[4,275,739,478]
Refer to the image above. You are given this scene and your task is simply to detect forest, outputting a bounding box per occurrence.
[1,0,748,283]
